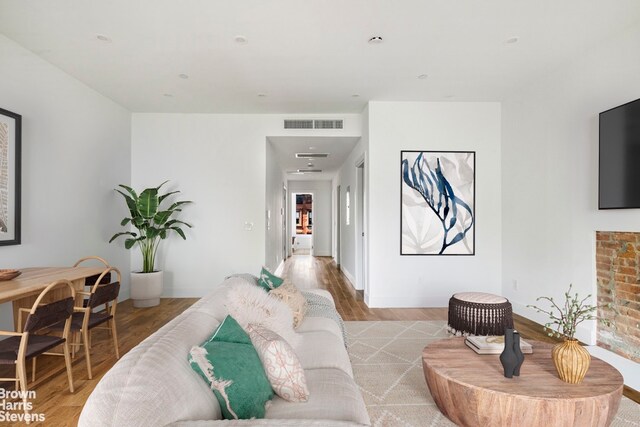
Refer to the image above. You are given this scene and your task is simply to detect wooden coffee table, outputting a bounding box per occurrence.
[422,338,623,427]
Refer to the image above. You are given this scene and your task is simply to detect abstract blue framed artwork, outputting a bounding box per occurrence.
[401,150,475,255]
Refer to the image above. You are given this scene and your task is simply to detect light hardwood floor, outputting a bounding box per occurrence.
[1,254,636,425]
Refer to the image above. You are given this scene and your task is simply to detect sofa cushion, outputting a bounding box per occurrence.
[257,267,284,291]
[297,317,343,342]
[226,282,300,347]
[189,316,273,420]
[79,310,224,427]
[248,324,309,402]
[294,331,354,378]
[265,368,370,426]
[270,282,308,329]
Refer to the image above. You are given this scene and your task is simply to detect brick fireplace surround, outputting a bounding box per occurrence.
[596,231,640,363]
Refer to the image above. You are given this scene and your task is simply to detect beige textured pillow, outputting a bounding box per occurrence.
[247,324,309,403]
[270,282,308,329]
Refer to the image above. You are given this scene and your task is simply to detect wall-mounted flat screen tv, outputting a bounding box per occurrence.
[599,97,640,209]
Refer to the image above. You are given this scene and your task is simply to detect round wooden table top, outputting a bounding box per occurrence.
[422,337,624,427]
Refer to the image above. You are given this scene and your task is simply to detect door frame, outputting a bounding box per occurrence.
[355,156,367,294]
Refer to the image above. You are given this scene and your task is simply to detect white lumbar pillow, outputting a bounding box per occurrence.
[226,281,300,348]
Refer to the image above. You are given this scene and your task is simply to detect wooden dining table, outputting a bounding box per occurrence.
[0,266,107,329]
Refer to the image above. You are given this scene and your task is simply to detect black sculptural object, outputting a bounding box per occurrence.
[513,330,525,376]
[499,328,517,378]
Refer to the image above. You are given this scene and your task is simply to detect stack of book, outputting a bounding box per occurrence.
[465,335,533,354]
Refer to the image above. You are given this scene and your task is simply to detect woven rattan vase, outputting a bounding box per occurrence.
[552,339,591,384]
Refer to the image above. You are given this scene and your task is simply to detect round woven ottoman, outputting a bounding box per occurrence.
[448,292,514,336]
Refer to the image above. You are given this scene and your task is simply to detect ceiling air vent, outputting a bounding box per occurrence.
[314,119,343,129]
[295,153,329,159]
[287,169,323,174]
[284,119,313,129]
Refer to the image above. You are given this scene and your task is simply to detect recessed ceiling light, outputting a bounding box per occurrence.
[308,146,316,150]
[235,35,248,44]
[178,74,189,79]
[96,34,112,43]
[368,36,383,44]
[506,37,519,44]
[351,94,360,98]
[163,93,173,97]
[307,162,314,167]
[257,93,267,97]
[417,74,428,80]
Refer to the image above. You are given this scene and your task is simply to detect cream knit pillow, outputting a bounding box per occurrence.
[270,282,308,329]
[226,282,301,348]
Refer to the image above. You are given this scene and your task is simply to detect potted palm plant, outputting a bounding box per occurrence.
[110,181,192,307]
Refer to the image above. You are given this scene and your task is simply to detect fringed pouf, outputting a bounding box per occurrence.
[448,292,514,336]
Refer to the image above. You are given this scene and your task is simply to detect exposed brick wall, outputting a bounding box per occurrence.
[596,231,640,362]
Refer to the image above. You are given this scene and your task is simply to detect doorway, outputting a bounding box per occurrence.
[291,193,313,255]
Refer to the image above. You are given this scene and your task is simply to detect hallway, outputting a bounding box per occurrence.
[280,254,448,321]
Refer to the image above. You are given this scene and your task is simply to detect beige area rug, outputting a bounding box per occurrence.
[344,321,640,427]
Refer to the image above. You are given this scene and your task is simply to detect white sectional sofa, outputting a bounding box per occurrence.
[79,277,370,427]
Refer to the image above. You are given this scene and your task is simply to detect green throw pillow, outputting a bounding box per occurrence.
[189,316,273,419]
[257,267,284,291]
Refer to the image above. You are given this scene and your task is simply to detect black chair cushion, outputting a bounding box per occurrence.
[0,335,66,364]
[51,311,113,332]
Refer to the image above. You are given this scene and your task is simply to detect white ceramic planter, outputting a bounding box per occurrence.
[130,271,163,308]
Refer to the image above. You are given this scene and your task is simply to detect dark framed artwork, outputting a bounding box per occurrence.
[0,108,21,246]
[401,150,475,255]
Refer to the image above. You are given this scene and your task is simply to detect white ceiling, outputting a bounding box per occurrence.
[1,1,639,113]
[268,136,359,181]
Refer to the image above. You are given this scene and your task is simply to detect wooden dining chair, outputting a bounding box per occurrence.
[74,256,111,289]
[0,280,76,418]
[55,267,121,379]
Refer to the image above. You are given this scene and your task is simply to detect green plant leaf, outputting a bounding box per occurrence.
[159,190,180,204]
[137,188,159,219]
[166,219,192,228]
[171,227,187,240]
[116,190,138,216]
[167,201,193,211]
[146,227,160,239]
[109,231,137,243]
[154,210,173,225]
[120,218,132,226]
[118,184,138,199]
[124,238,137,249]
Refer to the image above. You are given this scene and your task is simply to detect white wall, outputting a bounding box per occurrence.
[502,24,640,344]
[293,234,312,250]
[367,102,502,307]
[131,113,361,297]
[0,35,132,329]
[265,139,286,271]
[289,182,332,256]
[334,134,367,289]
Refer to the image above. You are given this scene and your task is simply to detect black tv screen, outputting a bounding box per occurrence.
[599,97,640,209]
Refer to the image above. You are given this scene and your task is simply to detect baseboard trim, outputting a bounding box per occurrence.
[274,260,285,276]
[341,268,356,289]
